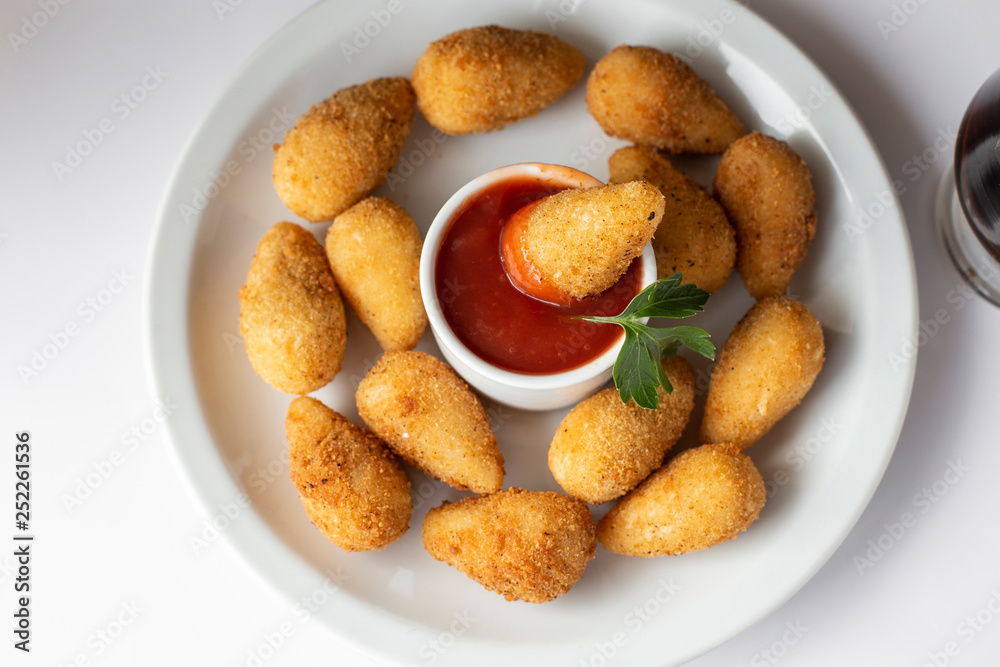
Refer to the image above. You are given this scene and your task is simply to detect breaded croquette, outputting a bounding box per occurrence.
[272,77,415,222]
[356,351,504,493]
[326,197,427,351]
[700,297,825,450]
[502,181,663,303]
[286,397,411,552]
[586,45,745,154]
[608,145,736,293]
[548,356,695,504]
[411,25,585,135]
[714,131,817,299]
[239,222,346,394]
[422,489,596,603]
[597,443,765,557]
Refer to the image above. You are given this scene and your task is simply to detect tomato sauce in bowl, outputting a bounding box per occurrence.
[434,177,643,374]
[419,162,656,411]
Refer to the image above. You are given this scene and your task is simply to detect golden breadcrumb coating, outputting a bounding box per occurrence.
[286,397,411,552]
[411,25,585,135]
[326,197,427,351]
[597,443,765,557]
[506,181,663,302]
[713,131,817,299]
[272,77,415,222]
[238,222,346,394]
[586,45,745,153]
[548,356,695,504]
[700,296,825,450]
[608,145,736,293]
[356,351,504,493]
[422,489,596,603]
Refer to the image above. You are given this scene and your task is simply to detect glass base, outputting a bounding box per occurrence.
[935,165,1000,307]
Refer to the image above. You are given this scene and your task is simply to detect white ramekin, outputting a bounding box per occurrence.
[419,162,657,411]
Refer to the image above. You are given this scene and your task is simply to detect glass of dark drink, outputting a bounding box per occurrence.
[936,66,1000,306]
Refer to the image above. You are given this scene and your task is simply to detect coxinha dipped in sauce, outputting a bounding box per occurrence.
[434,166,715,406]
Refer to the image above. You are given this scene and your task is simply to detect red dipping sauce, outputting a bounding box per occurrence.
[435,177,643,374]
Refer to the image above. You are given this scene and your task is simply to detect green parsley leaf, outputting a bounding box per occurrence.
[619,272,710,319]
[578,275,715,410]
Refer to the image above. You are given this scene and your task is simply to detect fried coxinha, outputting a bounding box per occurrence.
[501,180,664,304]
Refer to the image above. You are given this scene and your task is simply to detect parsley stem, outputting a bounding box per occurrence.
[576,274,714,409]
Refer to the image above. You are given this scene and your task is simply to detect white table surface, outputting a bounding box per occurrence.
[3,0,999,665]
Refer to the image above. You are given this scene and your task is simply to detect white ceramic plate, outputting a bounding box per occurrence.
[144,1,918,665]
